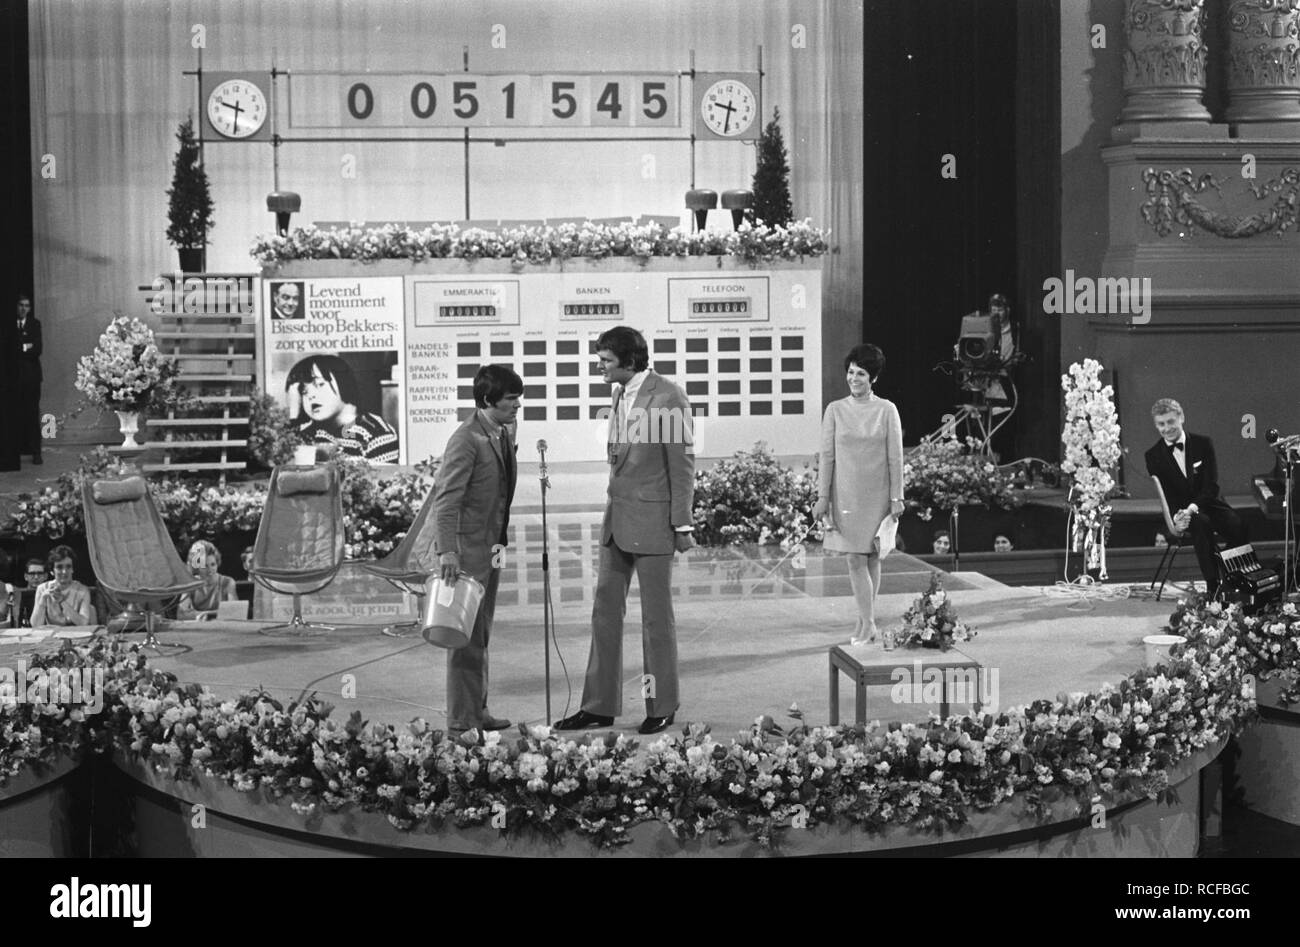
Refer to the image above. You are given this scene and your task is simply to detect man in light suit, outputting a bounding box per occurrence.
[432,364,521,734]
[1145,398,1246,598]
[555,327,695,735]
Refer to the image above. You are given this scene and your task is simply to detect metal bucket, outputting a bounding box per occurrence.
[420,572,484,649]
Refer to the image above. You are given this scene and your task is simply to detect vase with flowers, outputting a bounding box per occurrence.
[73,316,181,447]
[1060,359,1122,581]
[895,574,975,651]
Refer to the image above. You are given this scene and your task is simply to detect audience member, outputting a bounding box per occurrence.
[177,540,238,619]
[31,545,95,627]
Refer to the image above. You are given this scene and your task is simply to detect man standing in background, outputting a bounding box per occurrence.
[16,294,42,464]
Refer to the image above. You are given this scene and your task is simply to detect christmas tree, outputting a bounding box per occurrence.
[748,107,793,227]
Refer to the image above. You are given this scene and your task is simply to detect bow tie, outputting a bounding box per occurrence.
[1166,441,1184,453]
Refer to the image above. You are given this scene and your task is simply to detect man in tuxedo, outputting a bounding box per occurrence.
[555,326,695,736]
[1144,398,1246,597]
[431,364,521,734]
[16,295,42,464]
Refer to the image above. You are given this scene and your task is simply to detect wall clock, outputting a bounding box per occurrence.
[206,78,268,139]
[698,76,758,139]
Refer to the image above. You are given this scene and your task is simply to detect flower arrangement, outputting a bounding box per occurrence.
[250,219,830,268]
[902,435,1023,520]
[73,316,181,415]
[2,449,434,560]
[691,443,822,547]
[0,592,1272,849]
[1060,359,1122,575]
[895,574,976,650]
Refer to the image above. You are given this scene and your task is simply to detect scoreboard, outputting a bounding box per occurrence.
[265,260,821,465]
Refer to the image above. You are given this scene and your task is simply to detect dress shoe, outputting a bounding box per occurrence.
[479,715,512,731]
[637,713,675,735]
[553,710,614,730]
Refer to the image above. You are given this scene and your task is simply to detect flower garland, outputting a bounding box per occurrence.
[1060,359,1122,578]
[894,575,976,650]
[0,595,1282,850]
[250,219,830,268]
[73,317,181,414]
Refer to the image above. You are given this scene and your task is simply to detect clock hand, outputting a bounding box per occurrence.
[222,98,245,131]
[718,99,736,134]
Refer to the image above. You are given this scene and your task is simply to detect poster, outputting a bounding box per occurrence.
[262,277,406,465]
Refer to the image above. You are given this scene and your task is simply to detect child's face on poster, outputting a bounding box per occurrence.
[297,365,345,422]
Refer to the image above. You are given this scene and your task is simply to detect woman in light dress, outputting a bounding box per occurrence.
[812,344,905,645]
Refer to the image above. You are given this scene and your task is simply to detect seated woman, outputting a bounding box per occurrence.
[176,540,238,620]
[286,354,400,463]
[31,545,96,627]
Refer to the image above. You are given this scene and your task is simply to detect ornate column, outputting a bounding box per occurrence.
[1226,0,1300,123]
[1116,0,1211,128]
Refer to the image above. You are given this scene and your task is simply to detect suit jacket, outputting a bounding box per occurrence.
[1144,431,1224,512]
[602,371,695,555]
[432,411,517,563]
[17,316,41,384]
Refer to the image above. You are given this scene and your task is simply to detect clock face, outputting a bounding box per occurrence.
[207,79,268,139]
[700,79,757,138]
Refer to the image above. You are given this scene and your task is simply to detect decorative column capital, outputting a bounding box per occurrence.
[1226,0,1300,123]
[1117,0,1211,129]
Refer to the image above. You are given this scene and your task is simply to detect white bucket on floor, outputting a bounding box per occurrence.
[1143,634,1186,670]
[421,573,484,649]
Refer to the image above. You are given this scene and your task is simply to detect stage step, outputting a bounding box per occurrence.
[142,461,248,473]
[139,439,248,449]
[192,395,252,404]
[146,417,249,427]
[177,373,254,383]
[157,331,256,340]
[176,354,255,362]
[159,313,257,323]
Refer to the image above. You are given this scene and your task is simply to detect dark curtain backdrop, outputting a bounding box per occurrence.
[0,1,31,471]
[865,0,1026,452]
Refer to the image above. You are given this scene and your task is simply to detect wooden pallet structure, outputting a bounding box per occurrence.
[131,273,261,481]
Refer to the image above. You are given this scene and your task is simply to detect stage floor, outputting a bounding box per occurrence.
[0,550,1180,737]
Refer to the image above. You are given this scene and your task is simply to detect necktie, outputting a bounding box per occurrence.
[500,428,514,484]
[609,389,623,464]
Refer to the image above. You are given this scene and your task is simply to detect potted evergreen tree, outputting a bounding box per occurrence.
[166,117,214,273]
[747,107,793,227]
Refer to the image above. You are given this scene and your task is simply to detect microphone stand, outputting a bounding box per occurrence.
[1284,446,1297,597]
[537,442,553,723]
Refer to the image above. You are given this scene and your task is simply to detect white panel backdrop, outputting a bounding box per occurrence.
[29,0,861,440]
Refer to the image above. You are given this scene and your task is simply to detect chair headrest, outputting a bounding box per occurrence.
[278,467,332,496]
[92,477,148,505]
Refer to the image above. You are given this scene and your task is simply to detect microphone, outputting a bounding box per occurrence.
[537,439,549,484]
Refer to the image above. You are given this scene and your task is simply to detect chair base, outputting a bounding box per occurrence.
[107,602,148,634]
[259,614,335,637]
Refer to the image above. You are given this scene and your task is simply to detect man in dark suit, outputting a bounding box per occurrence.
[555,326,695,735]
[1144,398,1246,597]
[16,295,42,464]
[431,364,521,734]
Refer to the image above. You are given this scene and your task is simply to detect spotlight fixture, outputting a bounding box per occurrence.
[685,188,718,232]
[267,191,302,236]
